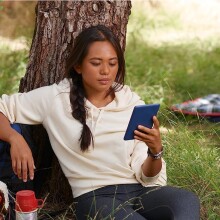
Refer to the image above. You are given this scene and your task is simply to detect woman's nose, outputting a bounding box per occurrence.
[100,63,109,75]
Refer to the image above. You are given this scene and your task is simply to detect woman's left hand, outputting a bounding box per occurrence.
[134,116,162,154]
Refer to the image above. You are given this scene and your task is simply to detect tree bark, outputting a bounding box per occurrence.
[18,0,132,210]
[19,0,131,92]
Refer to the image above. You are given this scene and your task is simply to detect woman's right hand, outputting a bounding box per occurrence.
[9,133,35,182]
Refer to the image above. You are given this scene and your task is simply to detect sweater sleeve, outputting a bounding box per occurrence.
[131,140,167,186]
[0,84,57,124]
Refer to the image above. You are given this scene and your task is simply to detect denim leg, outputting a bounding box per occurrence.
[75,194,147,220]
[136,186,200,220]
[74,184,147,220]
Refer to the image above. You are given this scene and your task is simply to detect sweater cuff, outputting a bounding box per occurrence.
[141,170,161,184]
[140,158,167,186]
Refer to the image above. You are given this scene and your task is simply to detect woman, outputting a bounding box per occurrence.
[0,25,200,219]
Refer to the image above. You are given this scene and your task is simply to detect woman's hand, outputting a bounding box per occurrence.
[134,116,162,154]
[9,133,35,182]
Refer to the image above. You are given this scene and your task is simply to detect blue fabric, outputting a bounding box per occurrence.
[208,116,220,122]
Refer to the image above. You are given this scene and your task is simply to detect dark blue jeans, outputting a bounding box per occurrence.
[74,184,200,220]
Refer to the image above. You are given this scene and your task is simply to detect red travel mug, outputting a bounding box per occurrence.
[15,190,44,212]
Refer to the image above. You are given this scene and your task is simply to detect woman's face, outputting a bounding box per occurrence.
[75,41,119,96]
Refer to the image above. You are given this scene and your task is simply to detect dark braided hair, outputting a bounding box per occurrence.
[66,25,126,152]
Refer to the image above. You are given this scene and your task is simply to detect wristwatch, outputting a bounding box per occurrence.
[147,148,163,160]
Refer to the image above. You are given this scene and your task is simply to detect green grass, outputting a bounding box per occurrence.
[162,116,220,219]
[125,4,220,219]
[125,38,220,106]
[0,45,28,95]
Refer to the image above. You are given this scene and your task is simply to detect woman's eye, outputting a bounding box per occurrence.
[109,63,117,67]
[91,62,100,66]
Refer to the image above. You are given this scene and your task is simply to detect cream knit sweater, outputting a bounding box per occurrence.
[0,79,167,198]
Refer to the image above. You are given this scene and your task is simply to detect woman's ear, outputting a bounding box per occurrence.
[74,65,81,74]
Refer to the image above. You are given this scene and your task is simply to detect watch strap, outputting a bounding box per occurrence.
[147,148,163,160]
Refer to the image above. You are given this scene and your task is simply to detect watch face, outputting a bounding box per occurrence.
[154,155,162,159]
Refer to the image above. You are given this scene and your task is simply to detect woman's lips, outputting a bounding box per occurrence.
[98,79,110,85]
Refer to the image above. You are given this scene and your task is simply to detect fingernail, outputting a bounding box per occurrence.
[30,176,34,180]
[23,179,27,182]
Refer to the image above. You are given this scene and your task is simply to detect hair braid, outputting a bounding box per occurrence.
[69,74,93,152]
[66,25,126,152]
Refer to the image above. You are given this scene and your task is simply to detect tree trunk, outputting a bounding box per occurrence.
[18,0,132,211]
[19,0,131,91]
